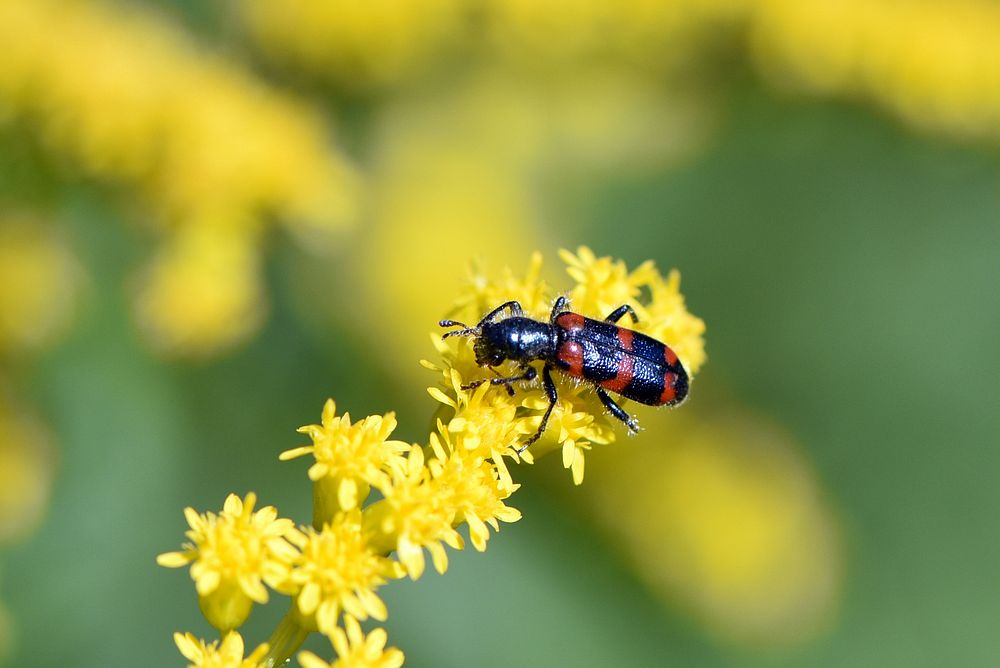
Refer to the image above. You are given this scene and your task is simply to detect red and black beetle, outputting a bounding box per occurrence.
[440,296,688,452]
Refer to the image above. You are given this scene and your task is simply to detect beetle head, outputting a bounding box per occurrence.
[473,327,507,367]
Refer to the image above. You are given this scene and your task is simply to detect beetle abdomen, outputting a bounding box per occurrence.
[554,312,688,406]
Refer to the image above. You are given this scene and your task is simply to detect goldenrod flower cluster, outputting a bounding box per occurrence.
[0,0,358,357]
[160,249,704,666]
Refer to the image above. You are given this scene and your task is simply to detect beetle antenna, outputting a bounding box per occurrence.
[439,319,480,340]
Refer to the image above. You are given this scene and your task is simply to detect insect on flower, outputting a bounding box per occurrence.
[440,297,689,451]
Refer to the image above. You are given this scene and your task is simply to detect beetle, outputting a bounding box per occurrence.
[439,296,688,452]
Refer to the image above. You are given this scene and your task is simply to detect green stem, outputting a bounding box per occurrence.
[262,609,310,667]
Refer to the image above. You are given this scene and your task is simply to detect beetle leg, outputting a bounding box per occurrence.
[605,304,638,324]
[462,364,536,392]
[595,387,639,432]
[477,300,523,327]
[518,364,557,453]
[549,295,570,323]
[489,364,538,396]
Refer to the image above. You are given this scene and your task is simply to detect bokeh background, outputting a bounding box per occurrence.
[1,0,998,665]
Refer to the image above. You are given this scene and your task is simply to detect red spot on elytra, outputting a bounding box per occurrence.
[601,354,634,393]
[659,373,677,404]
[558,341,584,376]
[616,327,634,351]
[664,345,679,366]
[556,313,585,333]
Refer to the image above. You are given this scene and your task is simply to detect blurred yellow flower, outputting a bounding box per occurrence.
[157,493,302,630]
[0,398,55,544]
[751,0,1000,140]
[239,0,468,88]
[134,224,264,358]
[586,409,841,646]
[0,0,358,232]
[297,615,404,668]
[353,145,541,374]
[0,0,359,357]
[485,0,751,69]
[174,630,269,668]
[0,218,81,355]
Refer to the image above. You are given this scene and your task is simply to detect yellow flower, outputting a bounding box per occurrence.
[282,399,410,522]
[520,381,614,486]
[642,269,707,375]
[447,252,554,329]
[174,630,269,668]
[297,616,403,668]
[286,511,401,637]
[362,445,463,580]
[428,368,528,483]
[426,427,522,552]
[157,493,301,630]
[561,246,657,320]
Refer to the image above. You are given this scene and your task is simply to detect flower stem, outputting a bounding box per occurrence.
[262,609,310,667]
